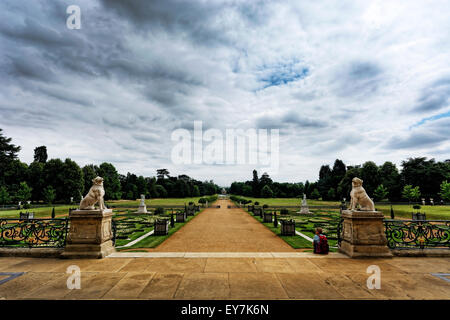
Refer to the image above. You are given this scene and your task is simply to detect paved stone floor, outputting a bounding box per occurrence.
[0,200,448,300]
[0,255,449,299]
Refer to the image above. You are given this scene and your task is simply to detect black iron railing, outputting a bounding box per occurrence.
[384,219,450,249]
[0,218,69,248]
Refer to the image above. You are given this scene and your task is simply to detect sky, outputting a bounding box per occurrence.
[0,0,450,187]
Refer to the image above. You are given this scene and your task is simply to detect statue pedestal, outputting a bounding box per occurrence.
[62,209,115,259]
[339,210,392,258]
[137,204,147,214]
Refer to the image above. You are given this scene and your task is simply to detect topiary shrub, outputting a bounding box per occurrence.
[263,204,269,209]
[254,201,260,205]
[280,209,289,215]
[155,207,164,215]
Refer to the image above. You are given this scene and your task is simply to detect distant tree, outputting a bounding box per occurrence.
[318,165,333,199]
[28,162,44,202]
[43,186,56,204]
[62,159,84,203]
[192,185,200,197]
[154,185,168,198]
[439,181,450,202]
[259,172,272,189]
[0,129,21,182]
[33,146,48,163]
[97,163,122,200]
[252,169,259,197]
[327,187,336,200]
[156,169,170,180]
[373,184,389,201]
[379,161,401,201]
[331,159,346,197]
[261,185,274,198]
[82,164,98,194]
[16,182,32,203]
[360,161,380,196]
[402,185,421,204]
[401,157,448,199]
[0,186,10,205]
[242,185,252,197]
[310,188,321,200]
[43,158,65,201]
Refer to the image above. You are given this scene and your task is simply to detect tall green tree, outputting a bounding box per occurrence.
[331,159,347,197]
[374,184,389,201]
[28,161,44,202]
[43,158,65,201]
[0,186,10,205]
[97,163,122,200]
[261,185,274,198]
[33,146,48,163]
[62,159,84,203]
[0,128,21,185]
[402,185,421,204]
[379,161,401,201]
[360,161,380,197]
[252,169,259,197]
[82,164,98,194]
[16,181,32,203]
[439,181,450,202]
[42,186,56,204]
[401,157,448,198]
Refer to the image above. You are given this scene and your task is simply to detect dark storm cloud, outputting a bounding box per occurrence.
[334,61,383,97]
[412,76,450,113]
[99,0,271,47]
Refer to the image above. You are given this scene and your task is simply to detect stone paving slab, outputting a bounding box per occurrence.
[0,256,448,300]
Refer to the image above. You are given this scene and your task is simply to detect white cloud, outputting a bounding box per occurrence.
[0,0,449,186]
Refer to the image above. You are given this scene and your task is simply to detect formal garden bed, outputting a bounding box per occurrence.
[241,203,341,251]
[113,206,203,250]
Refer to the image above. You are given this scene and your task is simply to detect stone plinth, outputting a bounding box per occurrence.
[339,210,392,258]
[137,204,147,214]
[61,209,115,259]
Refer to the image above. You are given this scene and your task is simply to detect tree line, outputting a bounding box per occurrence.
[0,129,219,205]
[229,158,450,202]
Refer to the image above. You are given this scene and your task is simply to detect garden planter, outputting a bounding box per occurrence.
[176,211,186,222]
[263,212,273,223]
[253,207,262,217]
[154,219,169,236]
[280,219,296,236]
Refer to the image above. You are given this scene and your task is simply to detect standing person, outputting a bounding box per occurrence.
[313,227,329,254]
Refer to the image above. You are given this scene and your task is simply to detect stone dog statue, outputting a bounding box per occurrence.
[79,176,107,210]
[349,177,375,211]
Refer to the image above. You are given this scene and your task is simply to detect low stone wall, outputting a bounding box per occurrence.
[0,247,63,258]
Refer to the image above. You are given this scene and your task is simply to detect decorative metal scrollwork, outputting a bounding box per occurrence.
[384,219,450,249]
[0,218,69,248]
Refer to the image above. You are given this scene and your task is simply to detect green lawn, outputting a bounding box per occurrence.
[236,197,338,206]
[233,196,450,220]
[0,197,206,219]
[108,197,205,207]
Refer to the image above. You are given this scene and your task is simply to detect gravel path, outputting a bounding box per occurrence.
[152,199,295,252]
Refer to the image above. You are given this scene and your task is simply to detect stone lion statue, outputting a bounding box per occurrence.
[349,177,375,211]
[79,176,107,210]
